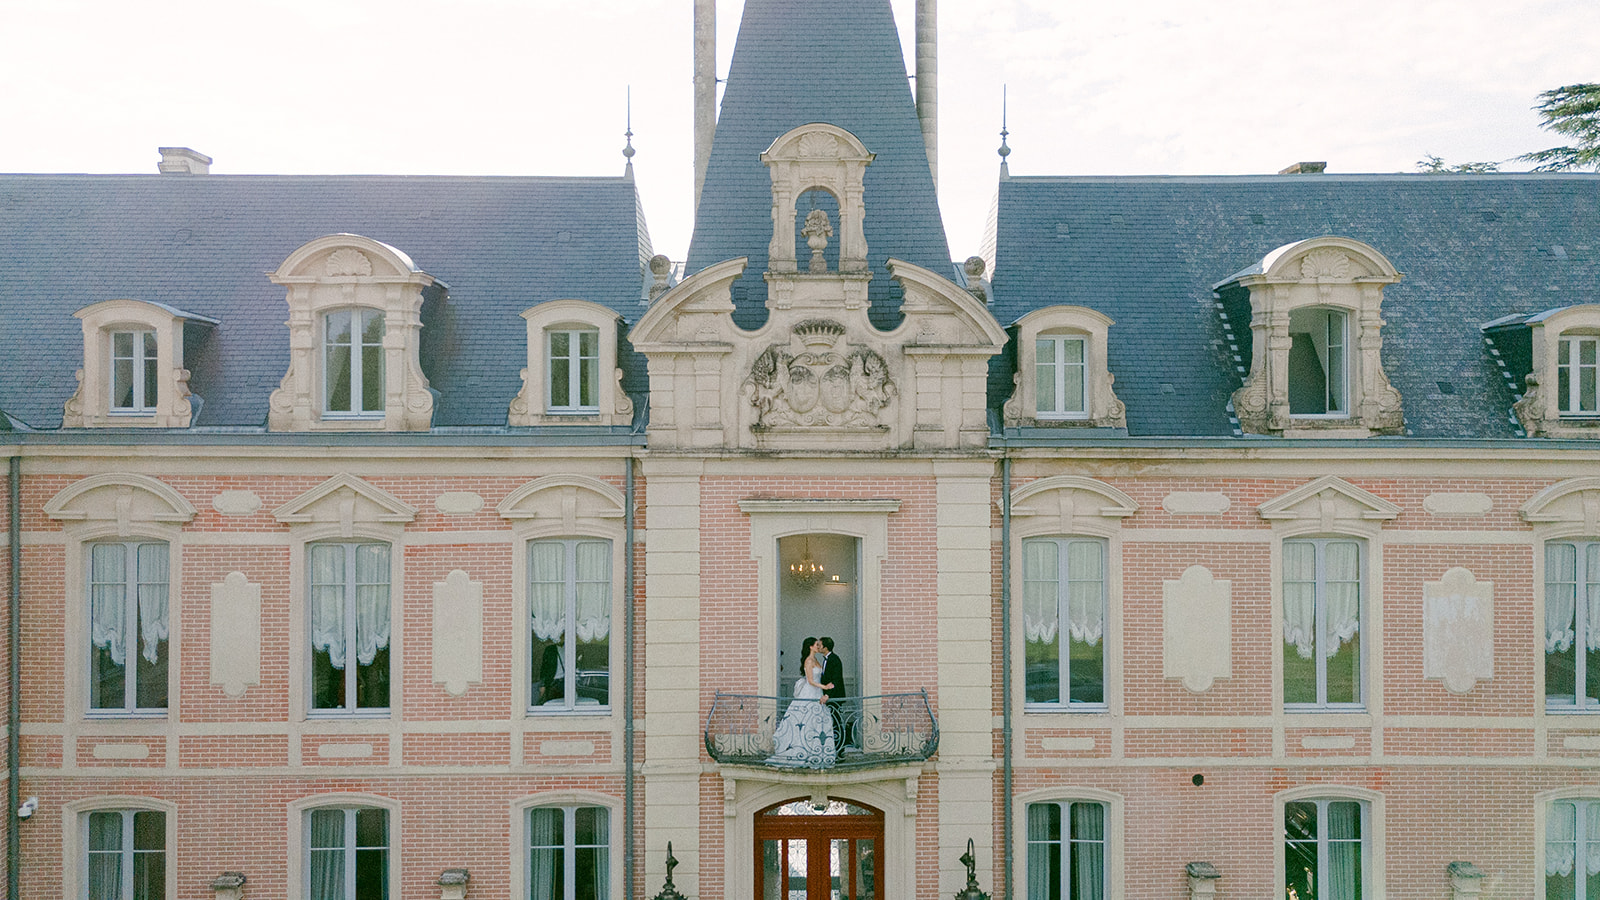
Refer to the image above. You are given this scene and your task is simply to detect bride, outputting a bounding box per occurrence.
[767,637,837,767]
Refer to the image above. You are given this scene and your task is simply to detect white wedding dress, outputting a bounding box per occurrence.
[766,672,837,767]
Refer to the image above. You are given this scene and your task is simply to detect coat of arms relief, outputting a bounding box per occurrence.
[742,319,896,430]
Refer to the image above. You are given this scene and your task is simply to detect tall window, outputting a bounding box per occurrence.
[1559,335,1600,417]
[1027,800,1106,900]
[528,806,609,900]
[325,309,385,416]
[110,331,158,414]
[86,809,165,900]
[1548,799,1600,900]
[1547,541,1600,709]
[1023,538,1105,707]
[307,807,388,900]
[547,329,600,413]
[89,541,169,712]
[530,540,610,710]
[1288,308,1348,416]
[1285,798,1366,900]
[1036,334,1088,419]
[309,542,391,712]
[1283,539,1363,708]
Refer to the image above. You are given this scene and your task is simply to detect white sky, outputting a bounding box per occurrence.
[3,0,1597,262]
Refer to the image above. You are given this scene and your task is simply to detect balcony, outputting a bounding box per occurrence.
[705,691,938,771]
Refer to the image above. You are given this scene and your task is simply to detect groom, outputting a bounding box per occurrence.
[818,637,852,750]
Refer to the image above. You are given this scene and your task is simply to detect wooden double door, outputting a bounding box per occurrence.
[754,800,881,900]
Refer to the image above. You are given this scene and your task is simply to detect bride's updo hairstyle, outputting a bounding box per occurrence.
[799,637,817,674]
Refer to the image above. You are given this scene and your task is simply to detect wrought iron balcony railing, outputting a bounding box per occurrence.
[705,690,938,771]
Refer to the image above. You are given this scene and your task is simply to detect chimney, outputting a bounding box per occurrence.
[692,0,716,210]
[915,0,938,189]
[158,147,212,175]
[1277,161,1326,175]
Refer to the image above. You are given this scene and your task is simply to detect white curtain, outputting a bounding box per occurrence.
[353,545,390,667]
[86,812,123,900]
[1071,802,1106,900]
[574,542,611,642]
[529,808,562,900]
[1324,542,1361,657]
[309,545,390,670]
[1066,542,1105,647]
[1589,802,1600,877]
[1549,544,1579,653]
[1023,542,1059,644]
[1283,542,1318,658]
[136,543,168,665]
[1283,543,1360,659]
[1325,801,1361,899]
[529,543,567,642]
[310,545,347,668]
[90,544,129,665]
[309,809,346,900]
[1588,545,1600,653]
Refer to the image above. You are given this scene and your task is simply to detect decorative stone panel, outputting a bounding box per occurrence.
[1163,566,1232,692]
[209,572,262,697]
[1422,567,1494,694]
[431,570,483,697]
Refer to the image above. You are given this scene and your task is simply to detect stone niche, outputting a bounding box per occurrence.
[630,124,1007,452]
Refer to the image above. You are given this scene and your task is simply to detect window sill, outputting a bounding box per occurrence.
[85,710,168,720]
[526,706,613,717]
[1545,705,1600,714]
[1284,709,1371,725]
[1023,703,1109,715]
[306,709,392,720]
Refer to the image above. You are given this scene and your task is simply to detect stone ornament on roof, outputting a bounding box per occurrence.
[743,319,896,430]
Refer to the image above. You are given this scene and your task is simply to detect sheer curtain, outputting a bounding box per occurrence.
[528,808,562,900]
[1549,544,1579,653]
[1324,543,1361,656]
[1071,802,1106,900]
[1025,803,1057,900]
[1325,801,1361,900]
[136,543,169,665]
[1023,542,1059,644]
[353,545,390,667]
[309,544,390,670]
[529,543,567,642]
[1587,545,1600,653]
[1283,542,1361,659]
[574,542,610,643]
[1066,542,1104,646]
[86,811,123,900]
[90,544,128,665]
[308,809,346,900]
[310,545,348,668]
[1283,543,1317,658]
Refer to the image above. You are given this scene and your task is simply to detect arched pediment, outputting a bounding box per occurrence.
[44,473,197,530]
[1521,477,1600,533]
[1256,236,1401,284]
[270,233,427,283]
[1008,476,1138,535]
[631,258,747,347]
[273,473,417,529]
[497,474,626,526]
[888,259,1009,348]
[1258,475,1400,531]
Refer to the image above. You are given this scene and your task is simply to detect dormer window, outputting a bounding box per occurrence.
[110,330,159,414]
[1505,305,1600,437]
[547,328,600,413]
[1557,334,1598,416]
[1004,306,1125,430]
[1288,307,1348,417]
[324,308,386,417]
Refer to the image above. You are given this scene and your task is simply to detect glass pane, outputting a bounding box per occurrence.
[576,845,608,900]
[326,344,352,412]
[90,543,128,710]
[1036,339,1056,413]
[574,806,607,845]
[1560,361,1574,413]
[360,311,385,413]
[579,353,597,408]
[142,332,159,409]
[551,354,572,407]
[831,838,846,900]
[88,810,123,851]
[1028,803,1063,900]
[355,847,387,900]
[133,810,164,851]
[114,355,135,408]
[355,809,386,848]
[788,838,807,900]
[1024,540,1061,704]
[1326,313,1346,413]
[855,839,876,900]
[1062,362,1085,413]
[764,840,783,900]
[1284,802,1318,900]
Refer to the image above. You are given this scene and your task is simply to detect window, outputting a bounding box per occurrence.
[309,542,391,713]
[1023,538,1105,707]
[110,331,158,414]
[528,806,609,900]
[547,329,600,413]
[324,309,385,417]
[1283,539,1363,708]
[307,807,388,900]
[1559,335,1600,417]
[1036,335,1087,419]
[1547,540,1600,709]
[1026,801,1106,900]
[85,809,165,900]
[1288,307,1348,416]
[89,541,169,713]
[1284,798,1366,900]
[529,540,610,710]
[1547,799,1600,900]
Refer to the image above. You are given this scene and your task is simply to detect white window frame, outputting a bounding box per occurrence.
[528,537,612,713]
[1022,536,1107,711]
[1546,539,1600,711]
[303,806,390,900]
[86,540,169,716]
[1025,799,1108,900]
[1282,537,1366,711]
[546,328,601,414]
[308,541,392,716]
[1283,796,1370,900]
[1544,796,1600,900]
[1035,334,1089,419]
[83,808,167,900]
[1288,306,1349,418]
[526,804,611,900]
[322,307,386,418]
[109,330,158,414]
[1559,334,1600,417]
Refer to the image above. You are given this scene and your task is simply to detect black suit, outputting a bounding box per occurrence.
[820,652,850,748]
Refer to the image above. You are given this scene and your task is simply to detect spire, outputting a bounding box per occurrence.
[998,85,1011,178]
[622,86,636,180]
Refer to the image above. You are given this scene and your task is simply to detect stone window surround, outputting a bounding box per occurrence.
[498,474,627,719]
[1225,236,1404,438]
[267,233,436,432]
[1274,785,1385,899]
[1004,306,1126,430]
[44,473,195,725]
[509,299,633,427]
[1521,476,1600,713]
[60,796,178,900]
[1535,788,1600,898]
[1514,304,1600,438]
[64,298,214,428]
[1006,476,1137,718]
[509,792,622,900]
[1012,787,1124,900]
[287,794,401,900]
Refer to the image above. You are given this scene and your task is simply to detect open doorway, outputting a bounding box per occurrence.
[777,533,859,699]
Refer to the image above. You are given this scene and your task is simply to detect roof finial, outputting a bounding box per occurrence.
[998,85,1011,175]
[623,86,636,177]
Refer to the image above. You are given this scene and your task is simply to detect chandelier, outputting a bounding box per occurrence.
[788,535,824,586]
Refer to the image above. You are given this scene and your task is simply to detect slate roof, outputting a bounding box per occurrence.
[988,173,1600,438]
[0,173,651,429]
[685,0,953,331]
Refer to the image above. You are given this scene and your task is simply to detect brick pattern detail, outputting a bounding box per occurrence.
[401,732,512,767]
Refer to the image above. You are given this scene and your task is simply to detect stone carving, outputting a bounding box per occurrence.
[209,572,261,697]
[1514,373,1545,435]
[63,368,85,425]
[1231,367,1277,433]
[797,132,840,158]
[1301,248,1352,280]
[801,209,833,274]
[433,491,485,516]
[648,253,673,302]
[1422,493,1494,517]
[1162,492,1231,515]
[211,490,263,516]
[1423,567,1494,694]
[1163,565,1232,692]
[744,320,896,429]
[963,256,988,303]
[325,248,373,277]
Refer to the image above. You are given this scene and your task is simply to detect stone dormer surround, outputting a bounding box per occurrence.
[508,299,634,427]
[1003,305,1126,430]
[267,234,437,432]
[63,299,216,428]
[1225,236,1404,437]
[1513,303,1600,438]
